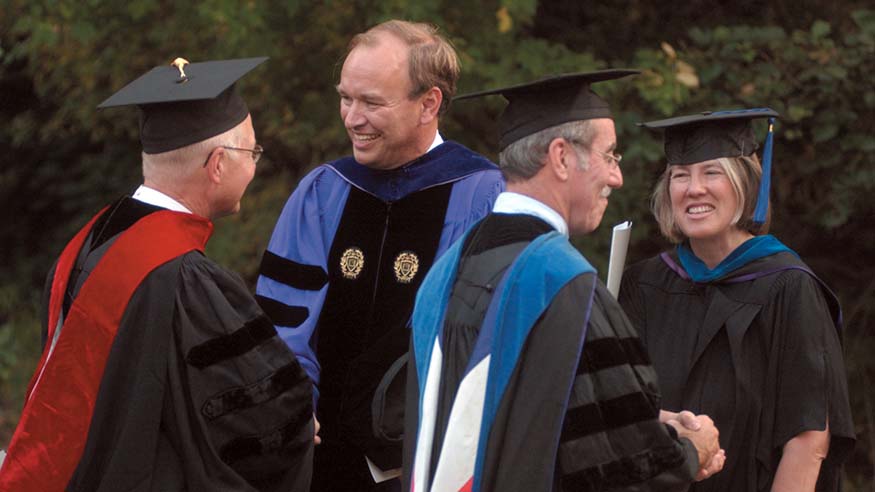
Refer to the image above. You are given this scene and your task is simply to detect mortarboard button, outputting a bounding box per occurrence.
[98,56,268,154]
[172,57,190,84]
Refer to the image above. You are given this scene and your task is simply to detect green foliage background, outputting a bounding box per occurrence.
[1,0,872,487]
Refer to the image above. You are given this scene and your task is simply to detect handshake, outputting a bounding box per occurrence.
[660,410,726,481]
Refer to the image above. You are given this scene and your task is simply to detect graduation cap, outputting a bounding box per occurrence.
[98,56,268,154]
[641,107,780,224]
[455,69,640,150]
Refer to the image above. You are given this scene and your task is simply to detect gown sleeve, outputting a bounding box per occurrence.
[557,282,698,491]
[168,253,314,492]
[762,270,855,479]
[255,166,349,405]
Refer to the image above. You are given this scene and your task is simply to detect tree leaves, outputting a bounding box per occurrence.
[1,4,873,484]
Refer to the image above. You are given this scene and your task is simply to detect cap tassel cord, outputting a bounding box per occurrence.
[753,117,775,224]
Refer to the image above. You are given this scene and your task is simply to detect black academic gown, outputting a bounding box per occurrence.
[45,198,314,492]
[403,214,699,492]
[620,250,855,492]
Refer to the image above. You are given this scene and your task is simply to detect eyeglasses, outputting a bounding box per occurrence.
[223,144,264,164]
[593,148,622,168]
[567,138,622,169]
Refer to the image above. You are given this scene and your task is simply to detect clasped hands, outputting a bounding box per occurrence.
[660,410,726,481]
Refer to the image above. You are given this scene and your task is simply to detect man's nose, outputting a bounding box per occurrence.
[344,101,366,128]
[610,164,623,188]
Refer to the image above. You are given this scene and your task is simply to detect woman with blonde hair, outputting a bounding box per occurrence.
[620,109,854,492]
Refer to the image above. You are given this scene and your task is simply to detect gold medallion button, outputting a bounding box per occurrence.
[340,247,364,279]
[394,251,419,283]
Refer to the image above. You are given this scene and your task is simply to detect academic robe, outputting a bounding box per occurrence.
[255,141,504,489]
[404,214,699,492]
[619,241,855,492]
[0,197,314,492]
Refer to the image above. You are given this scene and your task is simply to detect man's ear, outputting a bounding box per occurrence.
[546,138,572,181]
[204,147,225,184]
[419,87,442,124]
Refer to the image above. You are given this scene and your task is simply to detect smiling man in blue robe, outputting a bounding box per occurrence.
[255,20,504,492]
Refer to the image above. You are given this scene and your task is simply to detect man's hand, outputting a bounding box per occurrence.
[696,448,726,481]
[660,409,700,428]
[314,414,322,445]
[663,410,724,480]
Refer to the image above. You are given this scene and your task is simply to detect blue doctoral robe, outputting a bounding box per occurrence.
[255,141,504,482]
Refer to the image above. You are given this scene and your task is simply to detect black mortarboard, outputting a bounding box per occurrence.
[98,56,268,154]
[640,107,779,166]
[455,69,640,150]
[641,108,780,224]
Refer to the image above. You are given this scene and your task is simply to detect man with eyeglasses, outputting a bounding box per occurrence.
[208,144,264,165]
[403,71,725,492]
[0,58,314,492]
[255,19,504,492]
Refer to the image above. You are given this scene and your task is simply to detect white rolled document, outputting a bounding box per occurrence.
[606,221,632,299]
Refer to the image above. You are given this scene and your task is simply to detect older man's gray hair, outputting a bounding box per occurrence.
[498,119,596,183]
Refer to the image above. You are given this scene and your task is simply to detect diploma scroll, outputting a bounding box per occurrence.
[606,221,632,299]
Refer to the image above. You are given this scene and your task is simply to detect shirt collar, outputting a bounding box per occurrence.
[492,191,568,237]
[132,185,192,214]
[427,131,444,153]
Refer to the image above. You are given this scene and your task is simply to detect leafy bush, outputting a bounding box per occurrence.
[1,1,871,486]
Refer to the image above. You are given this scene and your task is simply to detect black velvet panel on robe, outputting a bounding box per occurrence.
[314,182,452,475]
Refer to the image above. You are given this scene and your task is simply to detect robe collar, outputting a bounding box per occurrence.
[327,140,497,202]
[676,234,797,283]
